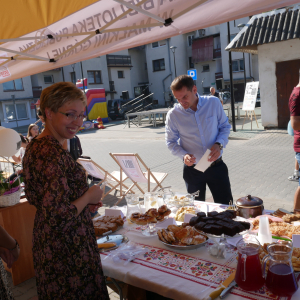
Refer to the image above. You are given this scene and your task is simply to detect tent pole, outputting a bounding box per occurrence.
[227,22,236,132]
[80,61,89,121]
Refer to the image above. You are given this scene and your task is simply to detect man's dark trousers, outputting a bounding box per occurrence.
[183,161,233,205]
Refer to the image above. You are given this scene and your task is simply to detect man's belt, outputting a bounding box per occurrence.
[210,156,222,167]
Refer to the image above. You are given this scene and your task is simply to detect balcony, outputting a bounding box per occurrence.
[213,48,221,59]
[32,86,42,98]
[106,55,132,67]
[215,72,223,80]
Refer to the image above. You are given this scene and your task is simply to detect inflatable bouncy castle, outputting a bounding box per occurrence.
[76,79,108,123]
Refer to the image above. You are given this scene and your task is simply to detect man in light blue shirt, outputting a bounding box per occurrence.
[165,75,232,205]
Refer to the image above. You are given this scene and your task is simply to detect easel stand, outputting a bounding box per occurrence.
[242,110,259,130]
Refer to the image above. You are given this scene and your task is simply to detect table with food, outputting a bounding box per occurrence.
[93,191,300,300]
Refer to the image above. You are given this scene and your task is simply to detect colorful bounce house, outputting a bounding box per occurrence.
[76,79,109,126]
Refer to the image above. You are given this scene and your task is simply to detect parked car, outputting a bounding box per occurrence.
[107,99,152,120]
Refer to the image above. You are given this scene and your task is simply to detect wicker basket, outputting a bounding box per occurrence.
[0,188,21,207]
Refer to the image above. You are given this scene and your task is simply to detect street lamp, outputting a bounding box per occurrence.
[170,46,177,78]
[237,24,247,93]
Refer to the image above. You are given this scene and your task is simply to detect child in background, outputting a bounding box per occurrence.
[27,124,39,141]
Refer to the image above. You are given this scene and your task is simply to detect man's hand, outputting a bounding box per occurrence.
[208,144,221,162]
[184,154,196,166]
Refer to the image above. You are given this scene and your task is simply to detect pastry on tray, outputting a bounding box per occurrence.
[157,224,207,246]
[130,205,171,225]
[93,216,124,236]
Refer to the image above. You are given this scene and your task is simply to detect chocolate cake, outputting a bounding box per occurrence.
[222,224,237,236]
[189,216,201,226]
[207,211,219,217]
[196,212,206,218]
[194,222,206,230]
[239,221,250,230]
[210,225,223,235]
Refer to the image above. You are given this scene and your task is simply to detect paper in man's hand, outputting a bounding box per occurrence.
[194,149,211,172]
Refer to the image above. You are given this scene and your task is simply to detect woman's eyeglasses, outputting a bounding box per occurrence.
[59,112,85,121]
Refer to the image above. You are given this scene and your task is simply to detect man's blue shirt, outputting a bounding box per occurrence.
[165,94,231,164]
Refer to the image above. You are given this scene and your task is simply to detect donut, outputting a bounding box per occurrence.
[158,205,168,214]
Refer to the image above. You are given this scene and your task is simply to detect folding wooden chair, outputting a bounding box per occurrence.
[77,158,130,200]
[109,153,168,202]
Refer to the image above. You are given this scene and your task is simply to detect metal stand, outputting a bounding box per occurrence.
[242,110,259,130]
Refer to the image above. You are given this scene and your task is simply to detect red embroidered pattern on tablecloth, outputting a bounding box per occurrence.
[129,243,285,300]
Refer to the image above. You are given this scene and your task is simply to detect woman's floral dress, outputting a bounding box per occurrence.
[23,136,109,300]
[0,260,14,300]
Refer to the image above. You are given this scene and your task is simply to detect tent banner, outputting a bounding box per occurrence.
[0,0,298,83]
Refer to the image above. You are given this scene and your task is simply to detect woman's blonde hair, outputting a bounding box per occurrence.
[40,82,87,120]
[27,124,38,138]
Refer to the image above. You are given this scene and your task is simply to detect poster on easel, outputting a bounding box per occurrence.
[242,81,259,111]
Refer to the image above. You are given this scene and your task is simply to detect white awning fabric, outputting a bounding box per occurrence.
[0,0,298,83]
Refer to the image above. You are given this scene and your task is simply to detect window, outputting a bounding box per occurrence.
[87,70,102,84]
[4,102,28,121]
[3,79,24,91]
[118,71,124,78]
[189,57,194,69]
[44,75,54,84]
[232,59,244,72]
[106,55,132,66]
[70,72,76,84]
[152,40,166,48]
[152,59,165,72]
[203,87,210,94]
[188,35,194,46]
[202,65,210,72]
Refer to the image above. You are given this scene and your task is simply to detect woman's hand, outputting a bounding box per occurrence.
[87,185,104,205]
[89,202,103,213]
[0,246,19,268]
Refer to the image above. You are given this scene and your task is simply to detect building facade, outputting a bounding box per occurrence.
[0,17,261,128]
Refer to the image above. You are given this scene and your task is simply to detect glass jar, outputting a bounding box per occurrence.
[162,188,174,207]
[125,194,140,223]
[263,240,298,297]
[144,192,158,211]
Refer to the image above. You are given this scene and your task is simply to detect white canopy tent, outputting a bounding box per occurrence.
[0,0,298,83]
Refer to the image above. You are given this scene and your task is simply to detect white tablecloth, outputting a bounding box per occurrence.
[100,201,300,300]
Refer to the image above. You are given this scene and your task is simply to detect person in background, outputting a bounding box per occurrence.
[23,82,109,299]
[12,134,28,164]
[35,109,45,133]
[289,78,300,213]
[0,225,20,300]
[210,87,223,105]
[27,124,39,141]
[165,75,232,205]
[287,120,300,181]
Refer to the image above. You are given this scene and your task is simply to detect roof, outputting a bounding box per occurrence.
[226,5,300,54]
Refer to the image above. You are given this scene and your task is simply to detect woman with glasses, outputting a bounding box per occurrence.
[23,82,109,300]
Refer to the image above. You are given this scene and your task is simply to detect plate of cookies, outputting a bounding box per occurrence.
[93,215,124,236]
[157,224,208,250]
[129,205,172,225]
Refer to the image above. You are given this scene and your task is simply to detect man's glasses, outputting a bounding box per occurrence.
[59,112,85,121]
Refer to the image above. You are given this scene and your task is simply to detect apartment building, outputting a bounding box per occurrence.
[0,17,260,128]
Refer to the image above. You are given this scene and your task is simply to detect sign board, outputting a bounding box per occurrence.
[188,69,197,80]
[242,81,259,111]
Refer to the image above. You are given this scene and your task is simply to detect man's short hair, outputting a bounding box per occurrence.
[210,87,215,92]
[170,75,195,92]
[40,82,87,120]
